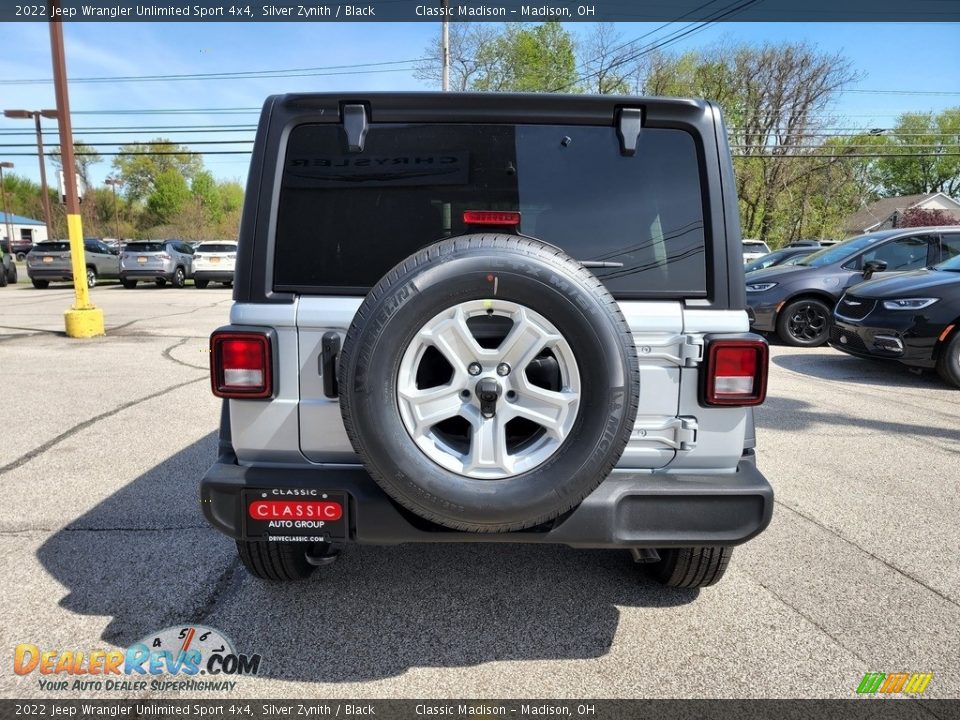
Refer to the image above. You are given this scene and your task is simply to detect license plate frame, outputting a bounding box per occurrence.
[243,490,348,542]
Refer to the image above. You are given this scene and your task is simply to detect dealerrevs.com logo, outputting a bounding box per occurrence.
[13,625,261,692]
[856,672,933,695]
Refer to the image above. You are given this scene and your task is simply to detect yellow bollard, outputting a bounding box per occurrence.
[63,213,104,338]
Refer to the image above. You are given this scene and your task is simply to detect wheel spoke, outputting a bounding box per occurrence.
[509,382,578,438]
[464,414,512,475]
[398,384,464,437]
[424,307,485,374]
[497,309,560,371]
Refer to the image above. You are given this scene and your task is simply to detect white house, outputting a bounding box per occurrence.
[0,211,48,247]
[842,193,960,236]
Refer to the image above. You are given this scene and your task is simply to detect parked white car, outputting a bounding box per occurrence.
[742,239,771,264]
[192,240,238,288]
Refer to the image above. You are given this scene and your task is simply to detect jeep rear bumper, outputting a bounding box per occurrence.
[201,453,773,548]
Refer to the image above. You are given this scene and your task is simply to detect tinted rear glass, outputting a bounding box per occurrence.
[197,243,237,252]
[274,123,707,297]
[126,242,166,252]
[33,242,70,252]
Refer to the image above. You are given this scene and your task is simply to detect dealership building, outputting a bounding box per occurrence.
[0,211,48,246]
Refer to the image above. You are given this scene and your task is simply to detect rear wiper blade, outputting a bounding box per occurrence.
[580,260,624,268]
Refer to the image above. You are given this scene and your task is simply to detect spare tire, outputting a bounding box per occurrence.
[338,234,639,532]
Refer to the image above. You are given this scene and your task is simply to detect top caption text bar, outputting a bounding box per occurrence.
[4,0,960,22]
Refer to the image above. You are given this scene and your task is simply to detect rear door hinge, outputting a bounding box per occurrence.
[634,334,703,367]
[631,417,698,451]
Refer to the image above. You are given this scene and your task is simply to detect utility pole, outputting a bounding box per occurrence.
[441,0,450,91]
[0,162,13,252]
[3,109,57,243]
[105,177,121,241]
[50,0,104,337]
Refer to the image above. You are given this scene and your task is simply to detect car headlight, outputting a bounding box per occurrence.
[882,298,938,310]
[746,283,778,293]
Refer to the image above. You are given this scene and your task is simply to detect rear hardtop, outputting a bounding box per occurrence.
[234,92,745,311]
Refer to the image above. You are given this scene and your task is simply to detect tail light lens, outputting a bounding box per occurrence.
[703,339,768,406]
[159,253,171,260]
[210,331,273,399]
[463,210,521,228]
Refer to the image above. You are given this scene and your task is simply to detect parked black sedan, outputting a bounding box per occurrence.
[830,253,960,387]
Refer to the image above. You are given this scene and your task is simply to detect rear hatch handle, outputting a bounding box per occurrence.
[320,331,340,398]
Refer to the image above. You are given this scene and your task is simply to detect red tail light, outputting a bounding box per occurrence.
[703,339,768,406]
[210,331,273,399]
[463,210,521,228]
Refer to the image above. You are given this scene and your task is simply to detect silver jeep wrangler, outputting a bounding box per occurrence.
[202,92,773,588]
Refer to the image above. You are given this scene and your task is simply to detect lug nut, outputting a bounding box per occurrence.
[496,362,511,376]
[468,362,482,376]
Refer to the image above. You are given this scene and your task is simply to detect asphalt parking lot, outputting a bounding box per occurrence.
[1,275,958,700]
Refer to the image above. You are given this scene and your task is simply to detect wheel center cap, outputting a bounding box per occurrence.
[475,377,503,419]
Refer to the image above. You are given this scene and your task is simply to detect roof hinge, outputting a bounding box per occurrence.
[616,107,644,157]
[342,104,368,153]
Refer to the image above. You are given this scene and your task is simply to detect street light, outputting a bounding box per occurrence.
[0,161,13,253]
[3,109,57,243]
[104,177,121,241]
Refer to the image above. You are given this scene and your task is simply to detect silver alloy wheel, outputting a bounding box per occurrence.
[397,299,581,480]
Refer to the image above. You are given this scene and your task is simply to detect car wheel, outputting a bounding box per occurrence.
[8,264,17,284]
[936,330,960,389]
[776,298,831,347]
[644,547,733,588]
[31,279,48,289]
[194,278,209,289]
[235,540,318,581]
[172,267,186,288]
[338,233,640,533]
[121,279,137,289]
[86,266,97,289]
[0,268,7,288]
[155,278,167,288]
[16,252,26,262]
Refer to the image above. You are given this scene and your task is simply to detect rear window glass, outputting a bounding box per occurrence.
[125,242,166,252]
[33,242,70,252]
[197,243,237,252]
[274,123,707,297]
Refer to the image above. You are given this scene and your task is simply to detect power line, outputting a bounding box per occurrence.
[0,58,426,86]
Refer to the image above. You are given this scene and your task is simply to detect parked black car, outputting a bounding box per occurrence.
[746,227,960,346]
[830,253,960,387]
[744,247,816,273]
[0,240,17,286]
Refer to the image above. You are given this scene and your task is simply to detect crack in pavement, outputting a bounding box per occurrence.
[163,337,209,370]
[0,375,206,477]
[191,556,243,625]
[775,499,960,610]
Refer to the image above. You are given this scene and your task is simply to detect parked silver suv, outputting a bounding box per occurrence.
[26,238,120,289]
[120,240,195,288]
[202,93,773,588]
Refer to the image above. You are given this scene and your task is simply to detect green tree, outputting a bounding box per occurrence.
[869,108,960,196]
[473,22,578,92]
[191,170,223,224]
[112,140,202,202]
[147,168,191,225]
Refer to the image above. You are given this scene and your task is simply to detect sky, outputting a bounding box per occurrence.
[0,20,957,195]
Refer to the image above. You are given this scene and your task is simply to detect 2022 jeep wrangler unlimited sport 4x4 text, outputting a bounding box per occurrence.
[201,92,773,588]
